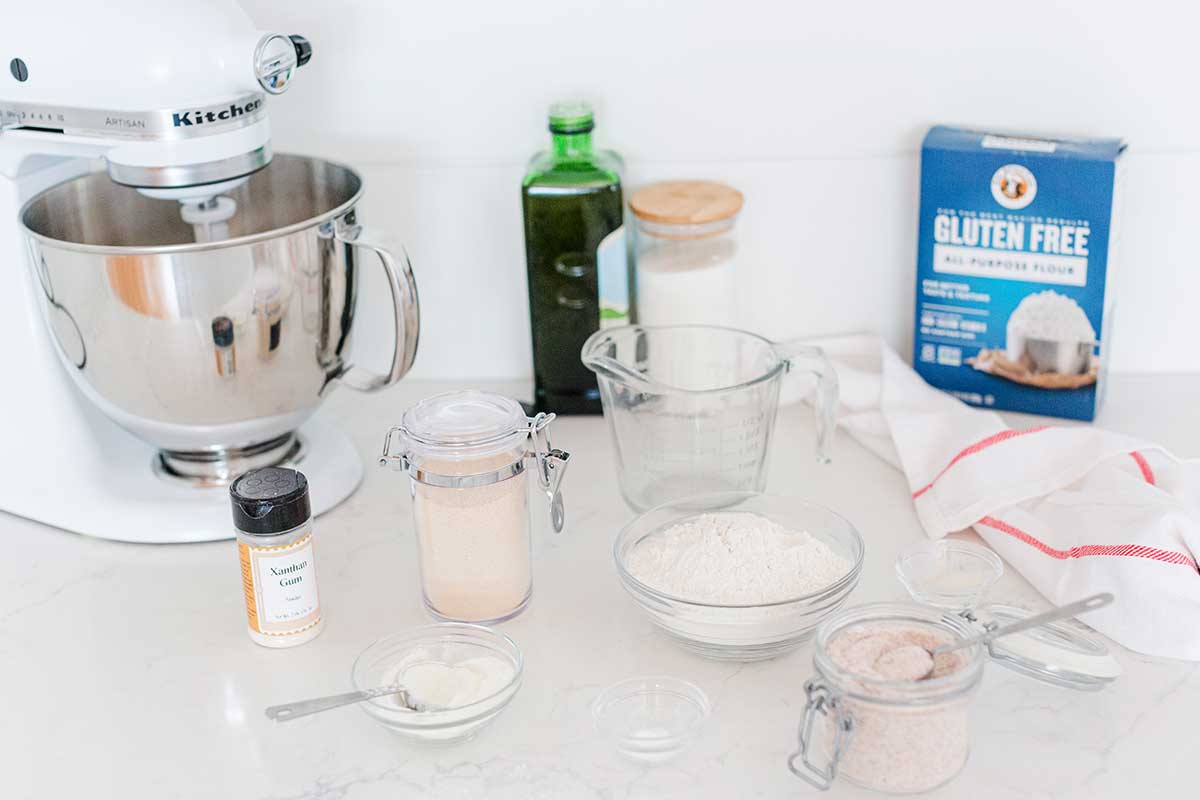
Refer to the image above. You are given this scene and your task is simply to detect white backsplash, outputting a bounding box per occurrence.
[244,0,1200,380]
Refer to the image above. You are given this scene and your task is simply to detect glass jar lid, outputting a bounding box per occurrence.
[381,391,572,533]
[974,603,1121,691]
[399,390,528,459]
[893,539,1119,691]
[630,181,744,227]
[814,599,1119,698]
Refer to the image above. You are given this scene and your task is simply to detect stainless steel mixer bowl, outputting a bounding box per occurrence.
[1023,337,1094,375]
[20,154,419,484]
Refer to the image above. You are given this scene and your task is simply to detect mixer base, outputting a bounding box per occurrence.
[153,433,307,488]
[0,415,362,543]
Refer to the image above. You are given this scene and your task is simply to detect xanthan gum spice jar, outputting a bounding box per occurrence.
[230,467,324,648]
[380,390,570,624]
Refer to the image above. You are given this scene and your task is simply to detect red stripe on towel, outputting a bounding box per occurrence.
[1129,451,1156,486]
[977,515,1197,571]
[912,426,1051,499]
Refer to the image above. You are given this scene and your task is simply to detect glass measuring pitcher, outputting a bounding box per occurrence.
[581,325,837,511]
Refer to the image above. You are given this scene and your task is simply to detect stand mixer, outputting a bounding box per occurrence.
[0,2,418,543]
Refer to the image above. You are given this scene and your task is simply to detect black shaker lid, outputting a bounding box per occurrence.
[229,467,311,535]
[211,316,234,347]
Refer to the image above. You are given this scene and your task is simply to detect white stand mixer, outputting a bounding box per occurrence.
[0,3,371,542]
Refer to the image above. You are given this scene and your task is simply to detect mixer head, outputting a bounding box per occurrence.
[0,2,311,200]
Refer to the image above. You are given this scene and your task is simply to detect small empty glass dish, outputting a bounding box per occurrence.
[351,623,522,744]
[895,539,1003,610]
[592,676,710,763]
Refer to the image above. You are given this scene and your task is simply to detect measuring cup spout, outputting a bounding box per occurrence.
[772,340,838,465]
[581,353,668,395]
[581,329,676,395]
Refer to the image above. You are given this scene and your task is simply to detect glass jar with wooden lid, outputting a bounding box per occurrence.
[629,180,744,328]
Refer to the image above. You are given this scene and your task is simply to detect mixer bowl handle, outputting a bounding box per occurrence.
[330,225,420,392]
[774,340,838,464]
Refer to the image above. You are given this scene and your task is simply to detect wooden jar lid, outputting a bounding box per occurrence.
[629,181,744,225]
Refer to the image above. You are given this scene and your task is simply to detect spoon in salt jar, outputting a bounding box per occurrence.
[904,592,1114,681]
[265,684,443,722]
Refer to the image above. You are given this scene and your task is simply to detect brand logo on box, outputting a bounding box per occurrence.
[991,164,1037,209]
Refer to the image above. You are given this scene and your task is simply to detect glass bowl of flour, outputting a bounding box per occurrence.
[614,492,865,660]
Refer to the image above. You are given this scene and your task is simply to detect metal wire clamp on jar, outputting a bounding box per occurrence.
[379,391,570,623]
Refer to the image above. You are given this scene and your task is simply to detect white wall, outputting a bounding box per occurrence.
[244,0,1200,379]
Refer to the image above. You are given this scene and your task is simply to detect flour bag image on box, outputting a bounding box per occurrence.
[913,127,1126,421]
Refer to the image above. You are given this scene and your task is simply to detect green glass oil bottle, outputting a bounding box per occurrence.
[522,101,629,414]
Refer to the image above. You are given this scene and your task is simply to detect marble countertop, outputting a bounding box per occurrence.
[3,374,1198,799]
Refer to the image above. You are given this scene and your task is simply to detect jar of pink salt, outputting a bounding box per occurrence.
[789,603,985,794]
[379,391,570,623]
[790,600,1121,793]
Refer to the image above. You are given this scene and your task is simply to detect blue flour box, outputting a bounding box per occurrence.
[914,126,1126,421]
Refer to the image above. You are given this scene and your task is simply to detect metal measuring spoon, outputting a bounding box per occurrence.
[917,592,1114,680]
[265,684,442,722]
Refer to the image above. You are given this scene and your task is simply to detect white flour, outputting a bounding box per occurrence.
[626,512,851,604]
[1007,289,1096,343]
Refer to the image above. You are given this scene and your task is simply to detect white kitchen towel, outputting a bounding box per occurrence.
[816,334,1200,660]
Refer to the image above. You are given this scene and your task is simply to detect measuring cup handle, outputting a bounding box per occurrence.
[774,341,838,464]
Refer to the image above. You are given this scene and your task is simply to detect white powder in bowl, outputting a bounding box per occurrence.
[625,512,852,604]
[384,652,515,711]
[1006,289,1096,344]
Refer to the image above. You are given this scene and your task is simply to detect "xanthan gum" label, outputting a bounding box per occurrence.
[239,530,322,638]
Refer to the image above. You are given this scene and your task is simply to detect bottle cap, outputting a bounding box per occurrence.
[548,101,594,134]
[211,316,234,347]
[230,467,311,535]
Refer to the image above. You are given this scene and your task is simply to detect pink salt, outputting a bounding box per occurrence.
[828,623,965,682]
[874,644,935,682]
[821,623,976,793]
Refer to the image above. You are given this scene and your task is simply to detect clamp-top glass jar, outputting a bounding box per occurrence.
[629,180,743,329]
[788,600,1121,794]
[789,603,985,794]
[380,391,570,623]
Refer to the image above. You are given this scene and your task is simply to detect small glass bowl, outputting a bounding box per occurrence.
[351,623,522,744]
[895,539,1003,610]
[592,676,710,763]
[614,492,865,661]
